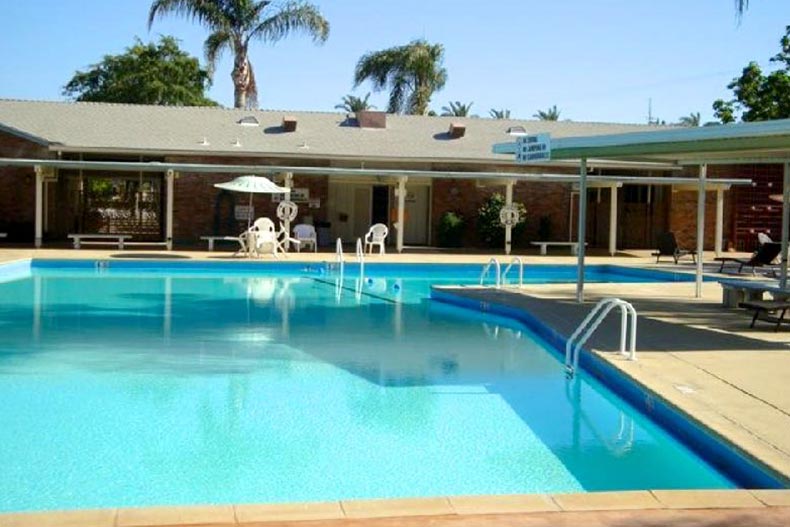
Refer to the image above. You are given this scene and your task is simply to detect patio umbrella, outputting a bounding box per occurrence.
[214,175,290,229]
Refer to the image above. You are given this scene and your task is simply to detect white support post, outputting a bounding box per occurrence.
[34,165,44,248]
[165,169,175,251]
[781,162,790,289]
[284,172,294,251]
[609,184,618,256]
[576,159,588,303]
[695,165,707,298]
[715,188,724,257]
[396,176,407,253]
[505,180,514,255]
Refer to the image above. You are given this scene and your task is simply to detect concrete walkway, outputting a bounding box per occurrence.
[436,281,790,483]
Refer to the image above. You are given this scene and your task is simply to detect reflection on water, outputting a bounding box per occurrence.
[0,271,735,512]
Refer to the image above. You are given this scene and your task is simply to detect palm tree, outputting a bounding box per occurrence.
[353,40,447,115]
[533,105,561,121]
[489,108,511,119]
[335,93,375,113]
[441,101,473,117]
[678,112,701,127]
[735,0,749,15]
[148,0,329,109]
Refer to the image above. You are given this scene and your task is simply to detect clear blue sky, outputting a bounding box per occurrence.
[0,0,788,124]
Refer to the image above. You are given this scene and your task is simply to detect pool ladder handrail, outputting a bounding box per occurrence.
[502,257,524,287]
[355,238,365,301]
[565,298,637,378]
[335,238,344,275]
[479,258,502,288]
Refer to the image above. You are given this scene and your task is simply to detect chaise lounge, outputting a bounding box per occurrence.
[652,232,697,264]
[715,242,782,274]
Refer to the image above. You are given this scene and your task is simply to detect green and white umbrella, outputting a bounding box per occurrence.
[214,175,290,229]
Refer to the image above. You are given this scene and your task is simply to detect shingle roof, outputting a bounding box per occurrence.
[0,99,670,163]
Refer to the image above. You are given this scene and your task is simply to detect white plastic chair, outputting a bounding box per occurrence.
[293,224,317,252]
[364,223,389,255]
[250,218,280,258]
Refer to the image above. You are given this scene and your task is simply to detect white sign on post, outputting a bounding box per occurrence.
[516,133,551,163]
[235,205,253,220]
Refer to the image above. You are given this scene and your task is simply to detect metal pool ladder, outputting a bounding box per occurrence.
[565,298,637,378]
[335,238,344,301]
[502,257,524,287]
[355,238,365,301]
[479,258,502,288]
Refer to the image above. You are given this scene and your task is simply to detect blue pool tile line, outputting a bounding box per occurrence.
[430,287,787,490]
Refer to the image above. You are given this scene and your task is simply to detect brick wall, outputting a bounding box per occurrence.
[430,178,570,248]
[165,156,329,243]
[668,190,729,250]
[0,131,50,241]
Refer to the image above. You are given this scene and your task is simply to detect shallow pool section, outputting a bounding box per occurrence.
[0,261,734,512]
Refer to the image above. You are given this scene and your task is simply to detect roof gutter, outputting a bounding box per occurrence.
[0,157,750,186]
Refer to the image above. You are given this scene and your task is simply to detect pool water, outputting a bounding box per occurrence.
[0,262,733,512]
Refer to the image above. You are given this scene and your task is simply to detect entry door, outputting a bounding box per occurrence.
[371,186,390,226]
[352,187,372,239]
[404,185,430,245]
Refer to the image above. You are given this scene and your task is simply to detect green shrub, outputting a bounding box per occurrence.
[477,193,526,248]
[437,211,465,247]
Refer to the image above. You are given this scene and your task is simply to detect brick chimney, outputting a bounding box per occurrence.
[356,110,387,129]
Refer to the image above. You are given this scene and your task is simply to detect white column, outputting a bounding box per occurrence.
[576,159,588,303]
[609,185,618,256]
[165,169,175,250]
[715,188,724,257]
[781,162,790,289]
[34,166,44,248]
[695,165,707,298]
[505,180,514,255]
[396,176,407,253]
[284,172,294,252]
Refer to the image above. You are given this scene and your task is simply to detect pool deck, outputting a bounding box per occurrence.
[1,247,789,526]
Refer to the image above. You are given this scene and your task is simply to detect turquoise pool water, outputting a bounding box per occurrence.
[0,262,734,512]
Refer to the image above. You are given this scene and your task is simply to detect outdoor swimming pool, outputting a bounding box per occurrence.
[0,260,756,512]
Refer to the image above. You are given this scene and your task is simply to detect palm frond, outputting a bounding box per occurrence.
[203,29,232,78]
[148,0,228,31]
[248,1,329,45]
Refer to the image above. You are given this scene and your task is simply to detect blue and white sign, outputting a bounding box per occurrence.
[516,134,551,163]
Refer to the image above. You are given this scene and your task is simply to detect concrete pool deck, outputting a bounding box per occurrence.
[1,247,789,526]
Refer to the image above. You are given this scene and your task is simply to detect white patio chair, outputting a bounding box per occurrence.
[293,224,317,252]
[364,223,389,255]
[250,218,280,258]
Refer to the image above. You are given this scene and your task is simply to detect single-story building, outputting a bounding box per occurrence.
[0,99,780,252]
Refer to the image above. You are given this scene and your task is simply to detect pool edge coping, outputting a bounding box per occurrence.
[1,489,788,526]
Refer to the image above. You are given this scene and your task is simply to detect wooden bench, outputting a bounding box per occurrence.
[531,241,587,255]
[201,236,242,252]
[720,279,790,307]
[68,234,132,249]
[739,300,790,331]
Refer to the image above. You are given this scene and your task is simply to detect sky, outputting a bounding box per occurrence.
[0,0,788,124]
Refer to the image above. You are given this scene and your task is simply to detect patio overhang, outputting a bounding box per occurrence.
[526,118,790,302]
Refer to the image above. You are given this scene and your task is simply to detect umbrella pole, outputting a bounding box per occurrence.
[247,193,253,230]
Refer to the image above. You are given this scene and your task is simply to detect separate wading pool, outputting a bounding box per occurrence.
[0,259,765,512]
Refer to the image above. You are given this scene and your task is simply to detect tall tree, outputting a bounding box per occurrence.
[713,26,790,123]
[353,40,447,115]
[677,112,701,127]
[489,108,511,119]
[148,0,329,109]
[441,101,473,117]
[63,36,216,106]
[533,105,561,121]
[335,93,375,113]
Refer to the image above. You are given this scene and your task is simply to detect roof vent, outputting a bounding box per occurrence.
[282,116,298,132]
[231,138,241,147]
[356,110,387,129]
[198,137,210,146]
[448,123,466,139]
[507,126,527,135]
[238,116,259,126]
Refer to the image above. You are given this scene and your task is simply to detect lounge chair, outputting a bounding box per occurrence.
[652,232,697,264]
[293,224,317,252]
[364,223,389,254]
[758,232,773,245]
[716,242,782,274]
[739,300,790,331]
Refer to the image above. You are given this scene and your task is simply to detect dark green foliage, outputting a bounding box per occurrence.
[713,26,790,123]
[436,211,465,248]
[476,193,526,248]
[63,36,217,106]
